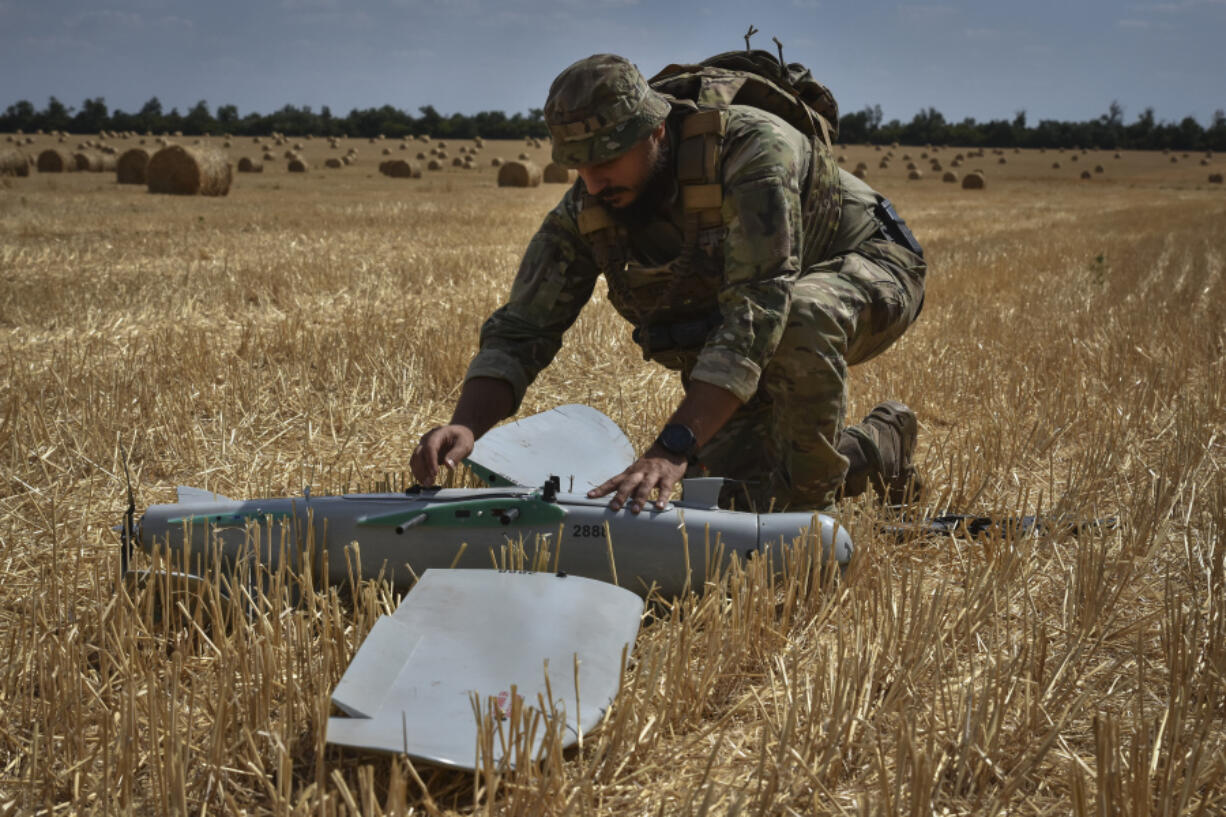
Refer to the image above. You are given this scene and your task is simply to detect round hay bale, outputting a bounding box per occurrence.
[1200,159,1210,166]
[342,156,353,165]
[854,161,868,173]
[907,169,923,180]
[147,145,232,195]
[997,157,1007,164]
[436,141,447,149]
[0,149,30,177]
[237,156,263,173]
[459,146,468,155]
[38,149,75,172]
[116,148,150,184]
[416,152,426,160]
[518,152,530,160]
[436,151,448,160]
[1094,165,1104,173]
[878,160,889,169]
[1052,162,1061,169]
[1208,173,1223,184]
[905,161,917,170]
[382,147,392,155]
[380,159,417,178]
[853,167,867,180]
[399,143,408,151]
[72,151,105,172]
[427,159,442,171]
[452,156,465,167]
[325,157,343,168]
[1114,152,1122,159]
[837,154,846,164]
[942,171,957,183]
[491,157,503,167]
[1170,156,1178,163]
[961,171,986,189]
[263,151,276,161]
[1080,170,1092,180]
[543,163,575,184]
[288,158,308,172]
[497,160,542,188]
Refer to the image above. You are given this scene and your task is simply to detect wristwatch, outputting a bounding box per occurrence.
[655,423,699,462]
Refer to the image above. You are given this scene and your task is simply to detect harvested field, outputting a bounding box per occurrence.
[1,137,1224,816]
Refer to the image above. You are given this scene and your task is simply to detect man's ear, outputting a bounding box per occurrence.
[651,121,667,143]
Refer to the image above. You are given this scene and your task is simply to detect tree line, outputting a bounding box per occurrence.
[4,96,1226,151]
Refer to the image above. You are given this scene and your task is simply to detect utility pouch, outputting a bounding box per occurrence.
[873,198,924,259]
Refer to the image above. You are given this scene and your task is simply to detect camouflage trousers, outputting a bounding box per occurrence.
[687,238,926,511]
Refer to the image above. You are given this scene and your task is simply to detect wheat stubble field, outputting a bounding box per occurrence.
[1,135,1224,815]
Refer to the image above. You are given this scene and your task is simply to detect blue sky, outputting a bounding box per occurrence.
[2,0,1223,127]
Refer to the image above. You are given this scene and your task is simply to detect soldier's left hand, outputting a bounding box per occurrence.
[588,446,688,514]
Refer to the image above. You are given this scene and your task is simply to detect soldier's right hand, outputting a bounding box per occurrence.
[410,425,476,486]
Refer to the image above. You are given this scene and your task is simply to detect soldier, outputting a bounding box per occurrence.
[411,54,926,514]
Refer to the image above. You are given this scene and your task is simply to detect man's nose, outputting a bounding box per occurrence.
[578,168,604,195]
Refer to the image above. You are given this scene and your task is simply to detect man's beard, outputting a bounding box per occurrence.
[602,139,672,226]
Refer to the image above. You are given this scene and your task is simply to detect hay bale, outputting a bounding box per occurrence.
[0,149,30,177]
[1052,162,1061,169]
[961,171,986,189]
[325,157,343,168]
[427,159,442,171]
[491,157,503,167]
[997,157,1007,164]
[263,151,276,161]
[1170,156,1178,163]
[116,148,150,184]
[853,167,867,180]
[452,156,464,166]
[237,157,263,173]
[907,169,923,180]
[543,163,575,184]
[1080,170,1092,180]
[1209,174,1223,184]
[382,147,392,155]
[72,151,105,172]
[146,145,232,195]
[342,156,353,165]
[497,160,542,187]
[38,148,75,172]
[1094,165,1104,173]
[518,152,530,160]
[416,152,426,160]
[288,158,308,172]
[942,171,957,183]
[379,159,417,178]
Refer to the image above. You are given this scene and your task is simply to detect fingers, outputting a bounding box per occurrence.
[411,426,473,486]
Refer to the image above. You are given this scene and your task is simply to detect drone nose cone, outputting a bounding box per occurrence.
[757,512,853,568]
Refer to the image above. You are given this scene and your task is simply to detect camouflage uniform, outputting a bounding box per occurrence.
[464,56,926,510]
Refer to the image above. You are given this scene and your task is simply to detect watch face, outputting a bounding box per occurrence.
[660,423,696,455]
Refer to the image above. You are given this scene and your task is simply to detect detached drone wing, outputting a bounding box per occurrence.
[326,569,643,769]
[465,404,635,490]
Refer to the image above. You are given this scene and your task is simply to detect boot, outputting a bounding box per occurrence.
[837,401,923,505]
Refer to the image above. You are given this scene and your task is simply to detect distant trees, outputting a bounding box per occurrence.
[2,94,1224,150]
[835,100,1226,151]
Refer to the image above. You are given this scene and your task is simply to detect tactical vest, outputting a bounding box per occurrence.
[575,55,844,365]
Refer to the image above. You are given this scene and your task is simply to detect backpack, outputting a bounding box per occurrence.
[649,49,840,147]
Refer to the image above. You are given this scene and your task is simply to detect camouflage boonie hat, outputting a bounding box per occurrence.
[545,54,671,168]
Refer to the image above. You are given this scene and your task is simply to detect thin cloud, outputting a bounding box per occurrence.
[1117,17,1152,27]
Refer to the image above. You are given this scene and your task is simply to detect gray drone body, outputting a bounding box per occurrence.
[128,405,853,599]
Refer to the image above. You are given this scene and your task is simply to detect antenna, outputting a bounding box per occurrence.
[772,36,786,67]
[120,443,136,575]
[744,25,758,52]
